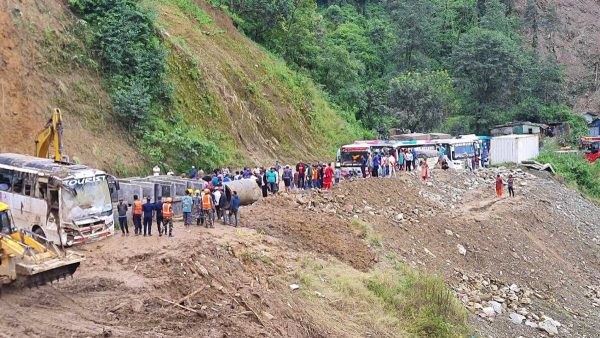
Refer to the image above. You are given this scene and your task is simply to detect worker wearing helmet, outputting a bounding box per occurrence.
[162,197,174,237]
[201,188,214,228]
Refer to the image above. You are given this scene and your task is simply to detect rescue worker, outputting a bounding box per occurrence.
[162,197,174,237]
[132,195,143,236]
[182,189,193,226]
[155,196,164,236]
[117,198,129,236]
[201,188,215,228]
[142,197,154,236]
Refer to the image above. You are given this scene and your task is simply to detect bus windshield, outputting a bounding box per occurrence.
[452,144,476,159]
[61,176,112,222]
[340,151,367,166]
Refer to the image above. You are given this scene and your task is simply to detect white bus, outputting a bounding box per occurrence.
[434,136,482,169]
[0,153,115,246]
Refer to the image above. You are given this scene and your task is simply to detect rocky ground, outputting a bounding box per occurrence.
[0,167,599,337]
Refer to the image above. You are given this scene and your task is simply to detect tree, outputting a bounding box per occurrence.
[386,0,443,70]
[386,70,458,132]
[450,28,525,124]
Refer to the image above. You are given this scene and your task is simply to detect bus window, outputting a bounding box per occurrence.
[0,168,13,191]
[37,182,48,199]
[12,174,24,194]
[453,144,475,159]
[24,174,33,197]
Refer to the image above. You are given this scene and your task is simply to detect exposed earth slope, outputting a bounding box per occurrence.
[0,0,360,173]
[1,167,598,337]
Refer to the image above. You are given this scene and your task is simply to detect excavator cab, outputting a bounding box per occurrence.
[0,202,83,287]
[0,203,13,235]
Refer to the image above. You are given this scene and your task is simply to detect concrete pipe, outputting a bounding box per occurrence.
[223,179,261,205]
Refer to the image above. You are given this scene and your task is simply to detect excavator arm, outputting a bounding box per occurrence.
[34,108,64,161]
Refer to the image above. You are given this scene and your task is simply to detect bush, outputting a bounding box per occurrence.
[537,146,600,201]
[365,266,468,337]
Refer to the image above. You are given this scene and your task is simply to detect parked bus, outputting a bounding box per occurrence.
[434,136,482,169]
[0,153,115,246]
[336,144,371,172]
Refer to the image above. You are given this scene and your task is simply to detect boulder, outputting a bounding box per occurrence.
[538,319,559,335]
[489,301,503,314]
[482,307,496,317]
[509,313,526,324]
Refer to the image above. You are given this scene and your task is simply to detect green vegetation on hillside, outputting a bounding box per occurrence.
[537,143,600,202]
[67,0,364,171]
[212,0,578,135]
[291,257,469,337]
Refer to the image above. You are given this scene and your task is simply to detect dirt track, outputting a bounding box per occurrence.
[1,168,599,337]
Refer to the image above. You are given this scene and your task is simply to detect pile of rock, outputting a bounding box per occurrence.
[453,270,562,335]
[585,285,600,307]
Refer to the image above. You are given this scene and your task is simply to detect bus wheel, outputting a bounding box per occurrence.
[33,226,45,237]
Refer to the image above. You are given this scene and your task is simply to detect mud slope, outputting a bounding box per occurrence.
[0,168,599,337]
[0,0,143,172]
[515,0,600,111]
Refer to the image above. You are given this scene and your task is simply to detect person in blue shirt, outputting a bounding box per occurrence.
[229,191,241,227]
[181,190,193,226]
[360,155,368,178]
[372,153,380,177]
[481,147,489,168]
[190,166,197,179]
[266,167,278,194]
[412,148,418,169]
[142,197,154,236]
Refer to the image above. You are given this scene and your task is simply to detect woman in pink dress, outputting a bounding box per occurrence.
[421,160,429,181]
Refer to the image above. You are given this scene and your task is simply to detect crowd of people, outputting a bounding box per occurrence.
[356,148,431,181]
[120,146,507,238]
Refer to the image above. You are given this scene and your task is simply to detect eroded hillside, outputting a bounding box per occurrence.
[515,0,600,111]
[0,1,143,172]
[0,0,361,174]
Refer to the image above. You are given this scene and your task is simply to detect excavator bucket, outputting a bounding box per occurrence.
[0,233,84,288]
[15,252,82,287]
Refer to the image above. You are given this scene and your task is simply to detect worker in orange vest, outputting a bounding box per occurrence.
[132,194,143,236]
[201,189,215,228]
[162,197,174,237]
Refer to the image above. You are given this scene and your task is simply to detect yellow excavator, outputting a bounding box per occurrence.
[34,108,64,161]
[0,202,83,287]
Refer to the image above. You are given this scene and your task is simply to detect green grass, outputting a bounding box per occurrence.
[285,258,469,337]
[537,142,600,201]
[158,0,212,25]
[366,266,468,337]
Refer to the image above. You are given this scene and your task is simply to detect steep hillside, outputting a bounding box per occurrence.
[151,0,361,165]
[0,0,143,172]
[0,0,362,174]
[514,0,600,112]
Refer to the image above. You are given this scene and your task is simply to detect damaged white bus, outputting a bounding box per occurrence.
[0,153,115,246]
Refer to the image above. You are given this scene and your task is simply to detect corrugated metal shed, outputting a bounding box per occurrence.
[490,135,539,164]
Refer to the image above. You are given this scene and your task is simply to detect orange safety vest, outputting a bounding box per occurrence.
[133,200,143,215]
[162,202,173,218]
[202,194,213,209]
